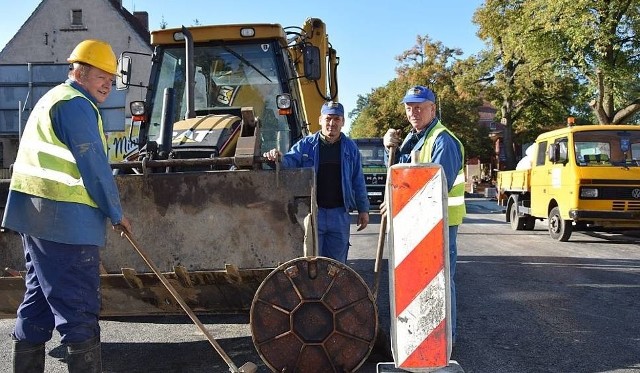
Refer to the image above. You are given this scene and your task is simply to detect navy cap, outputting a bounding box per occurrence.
[401,86,435,103]
[321,101,344,116]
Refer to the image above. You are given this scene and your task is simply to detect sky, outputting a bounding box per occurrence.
[0,0,487,132]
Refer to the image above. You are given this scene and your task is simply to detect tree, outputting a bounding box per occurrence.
[517,0,640,124]
[468,0,581,169]
[350,35,493,162]
[349,81,406,138]
[159,16,167,30]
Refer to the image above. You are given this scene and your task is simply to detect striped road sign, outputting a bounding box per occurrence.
[387,163,451,371]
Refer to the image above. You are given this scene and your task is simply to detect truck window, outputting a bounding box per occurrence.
[572,130,640,166]
[354,138,386,206]
[536,141,547,166]
[633,143,640,160]
[357,143,385,166]
[575,141,611,165]
[149,43,291,154]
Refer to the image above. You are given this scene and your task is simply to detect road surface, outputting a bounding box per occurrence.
[1,198,639,372]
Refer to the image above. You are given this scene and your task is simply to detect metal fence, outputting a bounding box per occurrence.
[0,63,125,135]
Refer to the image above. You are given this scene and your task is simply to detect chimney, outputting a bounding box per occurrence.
[133,11,149,31]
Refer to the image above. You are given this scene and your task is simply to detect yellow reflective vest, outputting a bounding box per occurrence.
[418,121,466,226]
[9,84,107,208]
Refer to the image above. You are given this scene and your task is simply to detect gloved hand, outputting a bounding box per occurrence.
[383,129,401,148]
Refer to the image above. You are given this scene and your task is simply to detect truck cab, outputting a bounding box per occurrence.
[354,138,386,207]
[116,19,337,166]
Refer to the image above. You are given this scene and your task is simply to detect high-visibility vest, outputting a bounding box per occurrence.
[10,84,107,208]
[418,120,466,226]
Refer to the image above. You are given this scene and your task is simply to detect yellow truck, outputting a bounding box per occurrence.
[496,124,640,241]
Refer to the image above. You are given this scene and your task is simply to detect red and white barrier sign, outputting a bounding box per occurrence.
[387,163,451,371]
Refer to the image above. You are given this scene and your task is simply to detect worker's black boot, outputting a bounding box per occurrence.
[12,335,45,373]
[65,336,102,373]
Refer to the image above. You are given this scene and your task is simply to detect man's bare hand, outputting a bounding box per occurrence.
[383,128,401,148]
[113,216,133,238]
[356,212,369,231]
[262,149,282,162]
[379,200,387,217]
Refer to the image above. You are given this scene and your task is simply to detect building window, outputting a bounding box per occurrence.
[71,9,83,26]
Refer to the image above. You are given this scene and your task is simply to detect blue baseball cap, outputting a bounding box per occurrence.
[321,101,344,116]
[401,86,435,103]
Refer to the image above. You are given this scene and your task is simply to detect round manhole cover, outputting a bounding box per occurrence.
[250,256,378,372]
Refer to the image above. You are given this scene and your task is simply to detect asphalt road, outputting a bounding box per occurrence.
[454,199,640,373]
[1,198,639,372]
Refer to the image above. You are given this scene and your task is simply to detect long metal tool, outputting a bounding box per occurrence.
[122,231,257,373]
[372,146,396,300]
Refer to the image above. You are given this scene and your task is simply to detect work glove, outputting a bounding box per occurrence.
[383,129,401,148]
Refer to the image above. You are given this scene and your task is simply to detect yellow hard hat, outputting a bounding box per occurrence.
[67,39,118,75]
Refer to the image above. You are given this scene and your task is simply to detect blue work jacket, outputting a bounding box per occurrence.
[280,132,370,214]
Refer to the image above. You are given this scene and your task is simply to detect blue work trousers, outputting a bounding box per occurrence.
[449,225,458,342]
[317,207,351,263]
[13,234,101,344]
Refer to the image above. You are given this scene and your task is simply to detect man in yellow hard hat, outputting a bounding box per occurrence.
[2,39,132,373]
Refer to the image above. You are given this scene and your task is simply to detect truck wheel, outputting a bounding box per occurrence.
[548,207,572,241]
[508,196,526,230]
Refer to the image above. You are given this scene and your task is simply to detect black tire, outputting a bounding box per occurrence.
[548,206,572,241]
[509,195,526,230]
[523,216,536,231]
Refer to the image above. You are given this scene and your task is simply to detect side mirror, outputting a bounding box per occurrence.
[302,45,321,81]
[116,55,132,90]
[548,142,568,164]
[547,143,558,163]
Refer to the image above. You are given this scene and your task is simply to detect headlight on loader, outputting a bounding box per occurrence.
[277,94,292,115]
[130,101,145,116]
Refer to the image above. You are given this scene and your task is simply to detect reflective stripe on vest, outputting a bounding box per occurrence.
[418,121,466,226]
[9,84,107,208]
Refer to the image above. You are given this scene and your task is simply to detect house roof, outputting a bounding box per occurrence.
[107,0,150,44]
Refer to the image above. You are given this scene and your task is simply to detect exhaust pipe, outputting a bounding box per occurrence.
[157,87,175,158]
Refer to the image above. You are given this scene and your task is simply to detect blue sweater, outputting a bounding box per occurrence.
[1,80,124,246]
[281,132,370,213]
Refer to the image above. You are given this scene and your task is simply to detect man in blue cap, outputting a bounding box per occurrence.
[383,85,466,345]
[263,101,369,263]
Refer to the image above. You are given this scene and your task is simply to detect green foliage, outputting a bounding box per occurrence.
[349,81,406,138]
[349,0,640,170]
[159,16,167,30]
[349,36,493,162]
[506,0,640,124]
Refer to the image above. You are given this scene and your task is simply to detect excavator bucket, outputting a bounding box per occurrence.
[0,167,316,318]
